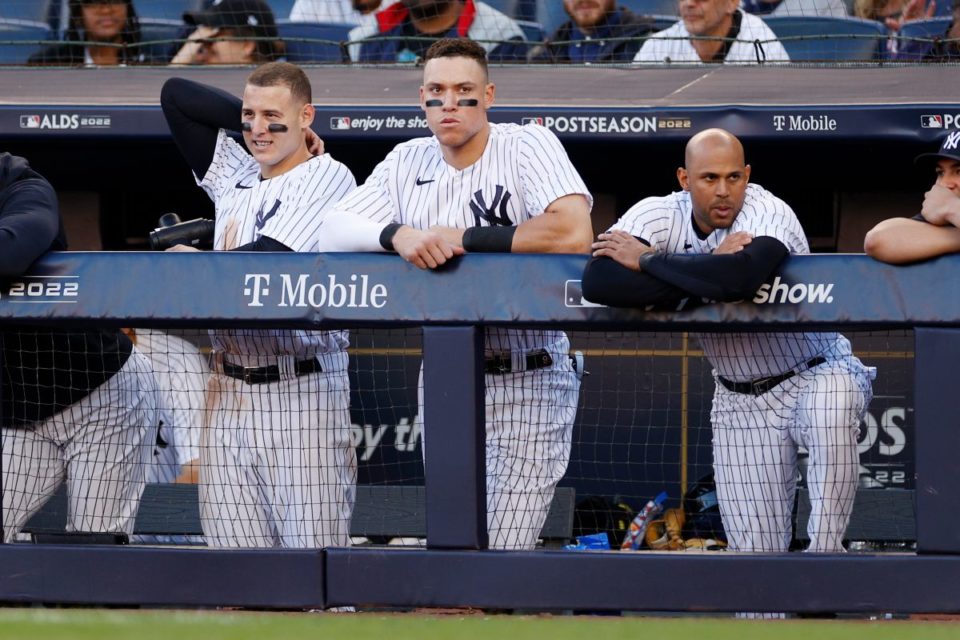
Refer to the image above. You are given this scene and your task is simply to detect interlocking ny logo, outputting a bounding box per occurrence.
[944,131,960,151]
[255,199,281,237]
[470,185,513,227]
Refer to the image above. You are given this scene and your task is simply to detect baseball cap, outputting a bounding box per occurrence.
[183,0,278,39]
[915,131,960,165]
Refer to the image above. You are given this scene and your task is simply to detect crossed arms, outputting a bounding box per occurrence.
[581,231,789,308]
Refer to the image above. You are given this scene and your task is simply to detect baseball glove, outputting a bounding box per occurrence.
[644,507,686,550]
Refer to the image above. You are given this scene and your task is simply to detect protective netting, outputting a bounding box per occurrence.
[7,326,914,553]
[565,329,914,553]
[0,0,955,66]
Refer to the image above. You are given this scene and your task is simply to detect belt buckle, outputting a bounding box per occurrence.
[751,376,773,396]
[240,366,259,384]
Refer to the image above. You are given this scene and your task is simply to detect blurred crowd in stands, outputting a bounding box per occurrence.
[7,0,959,66]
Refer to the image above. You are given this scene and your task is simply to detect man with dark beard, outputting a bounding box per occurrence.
[530,0,656,63]
[348,0,528,62]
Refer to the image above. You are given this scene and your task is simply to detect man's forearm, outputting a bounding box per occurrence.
[511,194,593,254]
[864,217,960,264]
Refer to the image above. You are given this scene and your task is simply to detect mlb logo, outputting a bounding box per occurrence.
[330,117,351,130]
[921,115,944,129]
[19,115,40,129]
[522,117,544,126]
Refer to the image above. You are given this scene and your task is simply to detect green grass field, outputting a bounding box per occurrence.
[0,610,958,640]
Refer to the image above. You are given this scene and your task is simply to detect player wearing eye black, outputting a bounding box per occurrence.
[319,38,593,550]
[160,63,358,551]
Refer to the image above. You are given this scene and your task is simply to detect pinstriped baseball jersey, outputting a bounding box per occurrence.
[611,183,835,380]
[329,122,592,354]
[199,130,357,358]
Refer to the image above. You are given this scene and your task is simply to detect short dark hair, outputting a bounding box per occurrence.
[223,26,285,63]
[246,62,312,104]
[424,38,489,77]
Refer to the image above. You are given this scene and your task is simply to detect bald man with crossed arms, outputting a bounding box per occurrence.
[583,129,875,555]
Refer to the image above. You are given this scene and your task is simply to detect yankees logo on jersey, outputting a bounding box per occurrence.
[470,185,514,227]
[200,130,357,357]
[255,199,281,237]
[612,183,834,381]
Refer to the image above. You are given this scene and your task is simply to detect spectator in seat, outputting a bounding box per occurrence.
[529,0,657,63]
[29,0,149,66]
[348,0,528,62]
[897,0,960,60]
[740,0,849,17]
[289,0,390,23]
[855,0,936,54]
[634,0,790,63]
[855,0,935,28]
[864,133,960,263]
[171,0,284,65]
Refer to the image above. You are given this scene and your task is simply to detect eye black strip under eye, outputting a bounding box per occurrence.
[424,99,479,107]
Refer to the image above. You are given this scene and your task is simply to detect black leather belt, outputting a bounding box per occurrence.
[717,356,826,396]
[484,349,553,374]
[222,357,322,384]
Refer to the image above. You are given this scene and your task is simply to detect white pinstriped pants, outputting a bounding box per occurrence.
[1,349,158,542]
[419,341,580,550]
[711,354,875,553]
[199,351,356,549]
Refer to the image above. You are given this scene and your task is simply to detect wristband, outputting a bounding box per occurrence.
[462,226,516,253]
[379,223,403,251]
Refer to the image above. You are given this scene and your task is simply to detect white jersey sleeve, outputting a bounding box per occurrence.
[733,184,809,254]
[258,157,358,252]
[328,147,401,225]
[610,193,684,252]
[318,147,404,252]
[518,125,593,215]
[197,130,254,202]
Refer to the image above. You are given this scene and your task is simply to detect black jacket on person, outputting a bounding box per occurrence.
[27,43,153,66]
[529,7,656,63]
[0,153,132,426]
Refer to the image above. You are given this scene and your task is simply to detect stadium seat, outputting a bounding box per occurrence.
[0,0,53,24]
[764,16,888,62]
[618,0,680,16]
[483,0,512,15]
[135,0,204,22]
[515,19,545,43]
[277,21,350,63]
[899,17,952,42]
[933,0,954,16]
[649,14,680,32]
[138,18,183,63]
[478,0,538,21]
[267,0,296,20]
[897,17,952,59]
[0,20,53,65]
